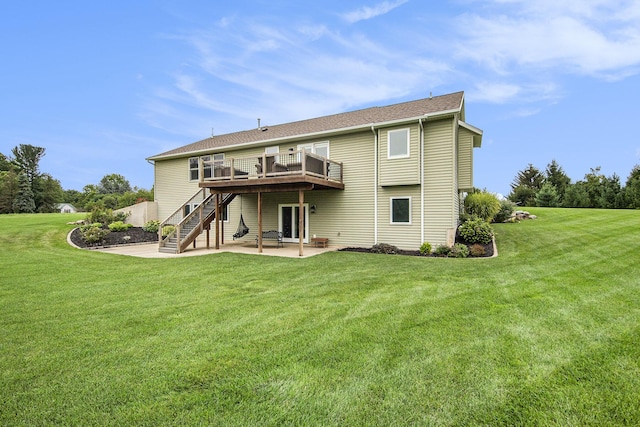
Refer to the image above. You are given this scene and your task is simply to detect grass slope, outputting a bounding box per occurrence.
[1,209,639,426]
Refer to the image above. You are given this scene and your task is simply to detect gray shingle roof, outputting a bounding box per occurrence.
[148,91,464,160]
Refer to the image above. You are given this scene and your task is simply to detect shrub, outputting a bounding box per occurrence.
[434,245,451,257]
[464,192,501,222]
[108,221,132,232]
[493,199,516,223]
[80,223,110,244]
[143,220,160,233]
[161,225,176,237]
[419,242,432,255]
[86,207,115,225]
[458,218,494,245]
[371,243,398,254]
[112,211,130,222]
[469,244,486,257]
[449,243,469,258]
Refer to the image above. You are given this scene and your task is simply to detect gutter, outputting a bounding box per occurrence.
[419,118,425,244]
[372,125,378,245]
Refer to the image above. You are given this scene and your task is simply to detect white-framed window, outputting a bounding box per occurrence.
[298,141,329,158]
[189,153,224,181]
[265,146,280,163]
[390,197,411,224]
[388,129,410,159]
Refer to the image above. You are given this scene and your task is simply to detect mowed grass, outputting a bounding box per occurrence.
[1,209,639,426]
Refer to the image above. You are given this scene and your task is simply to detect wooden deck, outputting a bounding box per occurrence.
[197,150,344,193]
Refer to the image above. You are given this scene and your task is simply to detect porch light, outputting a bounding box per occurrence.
[310,205,316,213]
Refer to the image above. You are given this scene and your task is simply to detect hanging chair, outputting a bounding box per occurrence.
[233,214,250,239]
[232,195,250,239]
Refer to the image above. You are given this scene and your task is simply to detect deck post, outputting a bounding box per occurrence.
[206,225,210,249]
[258,192,263,253]
[299,189,304,257]
[215,193,220,250]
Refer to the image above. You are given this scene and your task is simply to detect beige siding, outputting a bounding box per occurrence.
[307,131,376,248]
[457,127,474,191]
[379,124,420,186]
[155,158,202,220]
[376,186,422,248]
[423,118,457,246]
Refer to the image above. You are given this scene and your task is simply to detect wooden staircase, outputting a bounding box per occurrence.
[159,190,235,254]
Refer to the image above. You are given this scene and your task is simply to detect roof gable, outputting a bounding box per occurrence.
[149,91,464,160]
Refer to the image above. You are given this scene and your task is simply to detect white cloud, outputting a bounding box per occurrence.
[455,1,640,79]
[342,0,409,24]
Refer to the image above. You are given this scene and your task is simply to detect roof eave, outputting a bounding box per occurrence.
[147,108,462,161]
[458,120,483,148]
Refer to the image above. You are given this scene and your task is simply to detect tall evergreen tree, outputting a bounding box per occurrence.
[11,144,45,187]
[508,164,544,206]
[13,173,35,213]
[545,159,571,202]
[510,164,544,191]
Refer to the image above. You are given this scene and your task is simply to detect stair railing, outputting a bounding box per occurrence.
[159,188,210,249]
[159,190,236,253]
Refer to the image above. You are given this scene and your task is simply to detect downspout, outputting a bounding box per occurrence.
[419,118,425,244]
[371,125,378,245]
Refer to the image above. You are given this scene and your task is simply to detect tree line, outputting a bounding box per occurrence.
[508,160,640,208]
[0,144,152,214]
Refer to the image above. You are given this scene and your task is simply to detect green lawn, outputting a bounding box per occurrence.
[1,209,639,426]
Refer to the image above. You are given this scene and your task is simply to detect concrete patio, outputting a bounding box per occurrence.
[92,238,338,259]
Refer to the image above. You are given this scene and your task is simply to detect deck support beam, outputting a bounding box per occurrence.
[215,193,220,250]
[299,189,304,257]
[258,192,263,254]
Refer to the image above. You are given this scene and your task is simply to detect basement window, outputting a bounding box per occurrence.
[390,197,411,224]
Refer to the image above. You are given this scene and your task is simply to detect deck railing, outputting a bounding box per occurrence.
[199,150,343,184]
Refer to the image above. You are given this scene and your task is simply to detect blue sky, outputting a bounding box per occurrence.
[2,1,639,196]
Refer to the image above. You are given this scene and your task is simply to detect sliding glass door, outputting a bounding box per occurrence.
[279,204,309,243]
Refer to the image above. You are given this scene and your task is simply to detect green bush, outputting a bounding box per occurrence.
[448,243,470,258]
[86,207,115,225]
[161,225,176,237]
[143,220,160,233]
[79,223,110,244]
[113,211,129,222]
[469,243,486,257]
[434,245,451,257]
[458,218,494,245]
[493,199,516,223]
[108,221,133,232]
[464,192,501,222]
[419,242,432,255]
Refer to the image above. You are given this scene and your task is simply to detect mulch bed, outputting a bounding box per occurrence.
[70,227,158,249]
[339,240,494,257]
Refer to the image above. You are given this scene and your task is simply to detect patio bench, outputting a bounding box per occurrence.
[256,230,283,248]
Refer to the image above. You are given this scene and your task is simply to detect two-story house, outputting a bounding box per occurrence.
[147,91,482,255]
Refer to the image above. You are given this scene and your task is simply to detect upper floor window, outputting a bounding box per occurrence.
[388,129,410,159]
[189,153,224,181]
[298,141,329,158]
